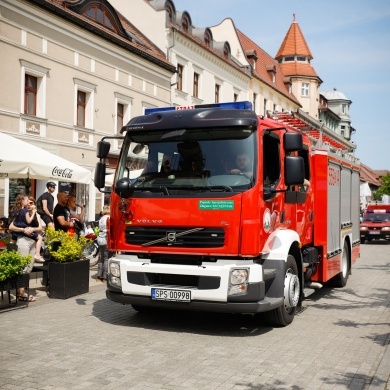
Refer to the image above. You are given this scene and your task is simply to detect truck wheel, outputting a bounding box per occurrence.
[331,240,350,288]
[264,255,300,327]
[360,237,365,244]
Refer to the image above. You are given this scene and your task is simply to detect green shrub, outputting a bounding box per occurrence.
[0,250,32,281]
[45,228,91,263]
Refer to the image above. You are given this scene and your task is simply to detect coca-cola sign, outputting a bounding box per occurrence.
[52,166,73,179]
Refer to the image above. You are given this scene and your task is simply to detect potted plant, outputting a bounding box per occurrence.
[44,228,92,299]
[0,250,32,300]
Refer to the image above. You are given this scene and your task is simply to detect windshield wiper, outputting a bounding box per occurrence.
[169,185,233,193]
[133,186,169,195]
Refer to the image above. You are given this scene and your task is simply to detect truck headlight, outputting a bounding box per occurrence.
[360,227,368,231]
[230,269,249,285]
[110,261,121,277]
[382,227,390,231]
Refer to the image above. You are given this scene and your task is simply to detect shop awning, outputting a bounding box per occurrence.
[0,132,92,184]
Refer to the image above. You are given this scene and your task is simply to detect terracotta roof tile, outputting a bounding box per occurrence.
[236,29,301,106]
[31,0,175,71]
[360,164,381,186]
[279,62,319,78]
[172,24,249,76]
[276,20,313,59]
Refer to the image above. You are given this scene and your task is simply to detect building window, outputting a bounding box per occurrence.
[117,103,124,133]
[77,91,86,127]
[342,104,347,114]
[166,4,174,25]
[193,72,199,98]
[74,78,96,130]
[253,93,257,113]
[263,98,268,115]
[24,74,37,116]
[234,93,238,102]
[182,16,189,33]
[301,82,309,97]
[20,60,49,120]
[115,94,132,137]
[205,31,211,48]
[84,5,115,30]
[215,84,220,103]
[177,64,183,91]
[273,103,277,112]
[223,43,229,59]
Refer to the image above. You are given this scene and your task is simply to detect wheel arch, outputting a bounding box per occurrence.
[262,229,303,299]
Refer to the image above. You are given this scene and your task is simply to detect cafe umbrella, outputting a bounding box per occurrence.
[0,132,91,184]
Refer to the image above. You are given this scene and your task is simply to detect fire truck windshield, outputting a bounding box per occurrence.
[115,127,257,194]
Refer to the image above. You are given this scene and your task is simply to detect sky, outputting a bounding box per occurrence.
[172,0,390,170]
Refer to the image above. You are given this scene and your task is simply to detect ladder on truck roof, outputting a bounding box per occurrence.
[267,111,350,152]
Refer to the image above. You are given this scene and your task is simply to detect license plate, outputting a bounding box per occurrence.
[370,231,380,234]
[151,288,191,302]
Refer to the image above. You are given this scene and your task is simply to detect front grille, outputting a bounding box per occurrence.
[125,226,225,248]
[127,271,221,290]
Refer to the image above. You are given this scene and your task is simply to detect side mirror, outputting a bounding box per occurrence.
[97,140,111,158]
[94,162,106,189]
[284,133,303,152]
[284,156,304,186]
[114,177,134,199]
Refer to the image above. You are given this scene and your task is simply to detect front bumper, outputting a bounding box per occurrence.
[105,255,281,314]
[106,288,282,314]
[360,232,390,241]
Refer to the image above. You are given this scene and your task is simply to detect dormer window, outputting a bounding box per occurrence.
[245,50,258,70]
[297,56,306,62]
[182,15,189,33]
[284,56,295,62]
[223,44,229,59]
[266,64,276,83]
[84,5,115,30]
[204,31,211,48]
[166,3,174,24]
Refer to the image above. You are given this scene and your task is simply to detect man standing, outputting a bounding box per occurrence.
[53,191,75,232]
[37,181,56,228]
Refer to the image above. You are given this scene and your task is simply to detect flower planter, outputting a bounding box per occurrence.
[0,273,29,291]
[48,259,89,299]
[0,273,30,307]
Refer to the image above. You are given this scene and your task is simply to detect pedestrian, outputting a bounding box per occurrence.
[53,191,75,232]
[8,194,44,302]
[37,181,56,229]
[96,205,113,282]
[67,194,85,236]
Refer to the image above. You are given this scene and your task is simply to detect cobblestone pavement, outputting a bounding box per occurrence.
[0,242,389,390]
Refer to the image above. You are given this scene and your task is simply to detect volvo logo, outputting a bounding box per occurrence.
[142,227,204,246]
[136,219,163,224]
[167,232,176,242]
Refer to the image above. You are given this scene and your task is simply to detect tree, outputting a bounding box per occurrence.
[374,174,390,200]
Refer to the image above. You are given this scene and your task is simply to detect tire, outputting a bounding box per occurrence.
[331,240,350,288]
[264,255,300,327]
[360,237,366,244]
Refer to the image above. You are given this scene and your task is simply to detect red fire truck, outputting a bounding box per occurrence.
[94,101,360,327]
[360,203,390,243]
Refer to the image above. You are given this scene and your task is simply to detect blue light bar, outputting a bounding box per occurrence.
[145,101,252,115]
